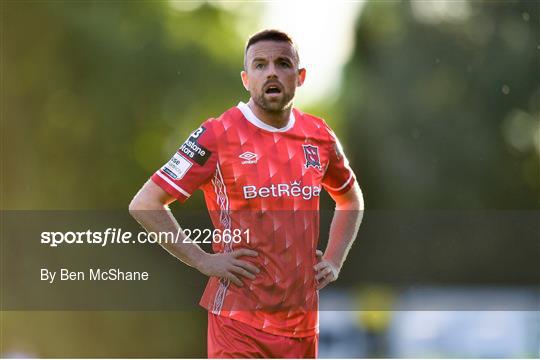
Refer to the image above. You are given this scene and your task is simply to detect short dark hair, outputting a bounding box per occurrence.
[244,29,300,69]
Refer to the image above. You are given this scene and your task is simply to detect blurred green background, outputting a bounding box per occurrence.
[1,0,539,357]
[2,1,538,210]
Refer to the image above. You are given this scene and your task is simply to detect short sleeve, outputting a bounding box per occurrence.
[151,120,218,203]
[321,126,356,196]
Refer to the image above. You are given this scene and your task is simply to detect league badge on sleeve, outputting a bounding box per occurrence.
[162,152,192,180]
[302,144,322,170]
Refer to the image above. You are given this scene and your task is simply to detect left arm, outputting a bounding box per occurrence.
[315,181,364,290]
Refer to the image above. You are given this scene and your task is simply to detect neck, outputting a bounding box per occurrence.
[247,99,292,129]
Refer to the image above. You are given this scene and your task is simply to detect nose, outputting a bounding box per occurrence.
[265,62,278,79]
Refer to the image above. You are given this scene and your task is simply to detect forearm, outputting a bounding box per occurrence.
[129,201,208,270]
[324,193,364,272]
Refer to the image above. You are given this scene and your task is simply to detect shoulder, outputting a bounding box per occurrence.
[187,110,231,150]
[201,104,245,134]
[294,108,326,126]
[293,108,337,142]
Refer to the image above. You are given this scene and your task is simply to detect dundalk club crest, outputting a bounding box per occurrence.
[302,144,321,170]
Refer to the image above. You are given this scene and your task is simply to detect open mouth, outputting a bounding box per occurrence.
[265,86,282,95]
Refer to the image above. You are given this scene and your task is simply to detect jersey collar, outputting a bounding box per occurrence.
[237,101,296,133]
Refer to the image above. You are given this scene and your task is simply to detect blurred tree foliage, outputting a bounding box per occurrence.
[3,1,248,209]
[2,1,252,357]
[5,1,536,210]
[341,0,539,209]
[2,310,208,357]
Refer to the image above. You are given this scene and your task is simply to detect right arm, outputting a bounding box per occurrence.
[128,179,259,286]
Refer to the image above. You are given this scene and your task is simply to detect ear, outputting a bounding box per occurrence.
[297,68,306,87]
[240,70,249,91]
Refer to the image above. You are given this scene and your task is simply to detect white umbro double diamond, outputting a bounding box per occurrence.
[239,151,258,164]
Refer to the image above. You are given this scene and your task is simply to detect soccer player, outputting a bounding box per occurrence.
[129,29,364,358]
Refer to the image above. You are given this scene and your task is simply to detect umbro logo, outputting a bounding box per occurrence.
[239,151,258,164]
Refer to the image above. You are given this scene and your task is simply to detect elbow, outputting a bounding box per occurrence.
[128,193,154,218]
[337,198,364,211]
[128,195,143,218]
[129,180,172,221]
[353,183,365,211]
[355,191,365,211]
[352,198,365,211]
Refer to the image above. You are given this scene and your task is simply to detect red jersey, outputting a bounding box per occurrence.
[151,102,356,338]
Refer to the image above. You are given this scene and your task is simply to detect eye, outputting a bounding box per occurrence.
[280,61,291,68]
[254,63,264,69]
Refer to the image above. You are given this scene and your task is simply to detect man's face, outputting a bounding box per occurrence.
[241,40,306,113]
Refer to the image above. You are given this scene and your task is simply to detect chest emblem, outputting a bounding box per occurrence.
[302,144,322,170]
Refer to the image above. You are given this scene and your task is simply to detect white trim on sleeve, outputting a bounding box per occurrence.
[156,171,191,197]
[324,172,353,192]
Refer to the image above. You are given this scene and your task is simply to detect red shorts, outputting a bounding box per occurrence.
[207,313,318,358]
